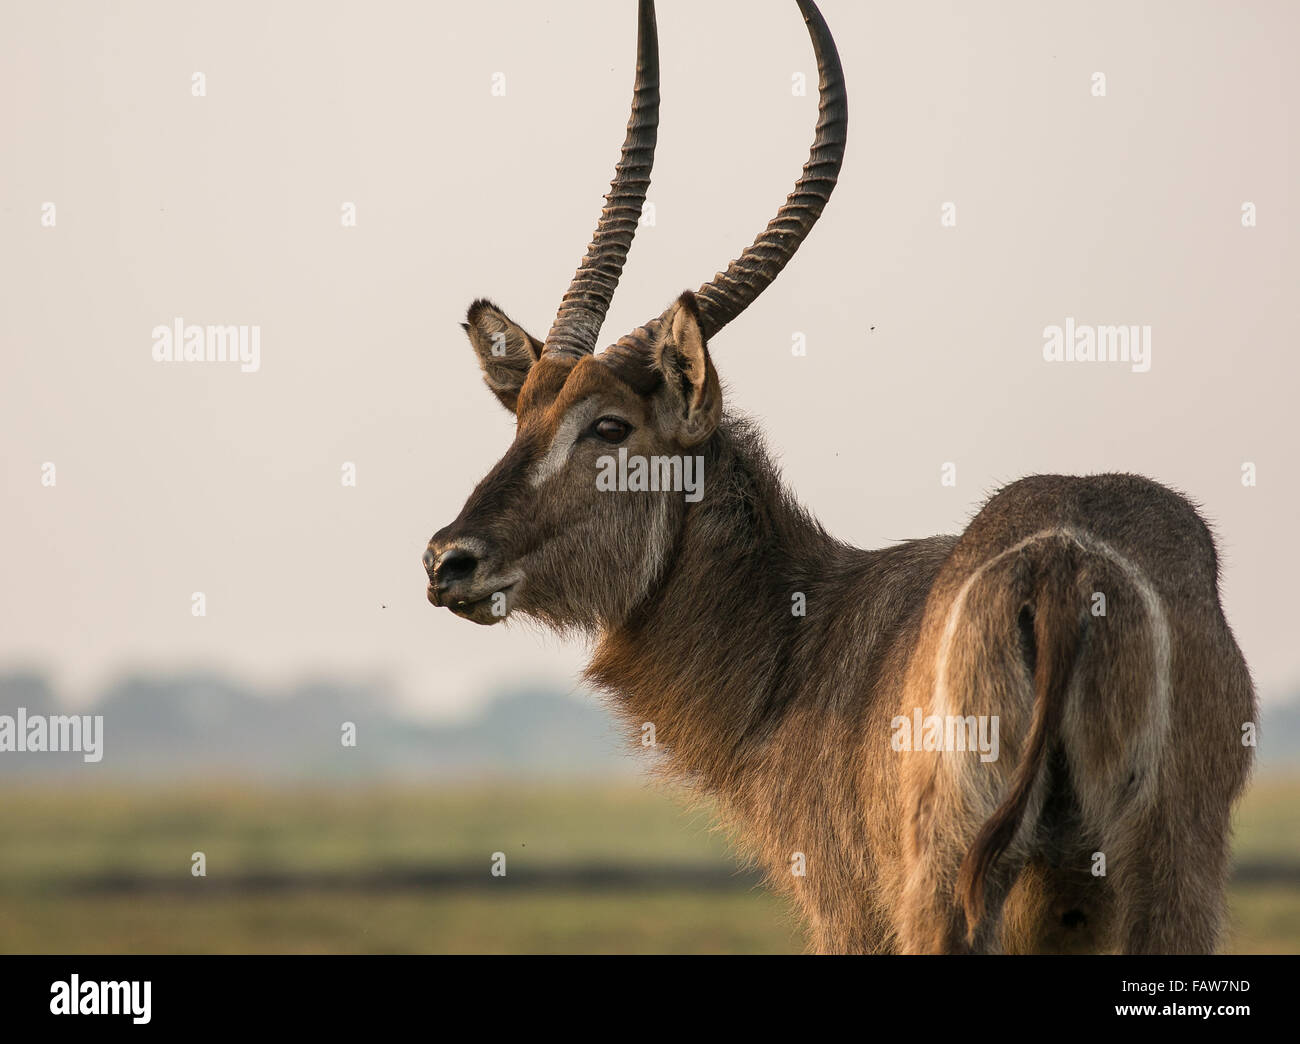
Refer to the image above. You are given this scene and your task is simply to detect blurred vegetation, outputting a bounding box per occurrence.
[0,776,1295,953]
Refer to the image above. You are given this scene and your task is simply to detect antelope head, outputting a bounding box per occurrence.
[424,0,847,631]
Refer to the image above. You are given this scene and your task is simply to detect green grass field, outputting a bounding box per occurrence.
[1,777,1296,953]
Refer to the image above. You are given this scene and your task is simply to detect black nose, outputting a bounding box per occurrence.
[432,548,478,592]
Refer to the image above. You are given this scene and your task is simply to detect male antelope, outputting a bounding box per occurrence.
[424,0,1255,953]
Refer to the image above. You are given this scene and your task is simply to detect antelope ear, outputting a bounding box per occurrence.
[463,299,543,413]
[652,291,721,447]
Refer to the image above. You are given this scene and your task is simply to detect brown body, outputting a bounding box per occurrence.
[424,1,1256,953]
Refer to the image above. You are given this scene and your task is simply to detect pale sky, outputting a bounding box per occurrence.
[1,0,1296,719]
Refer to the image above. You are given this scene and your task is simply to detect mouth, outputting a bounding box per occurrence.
[428,581,518,625]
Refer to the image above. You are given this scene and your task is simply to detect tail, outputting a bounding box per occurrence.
[955,546,1084,941]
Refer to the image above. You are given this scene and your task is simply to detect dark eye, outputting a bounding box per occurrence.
[592,416,632,443]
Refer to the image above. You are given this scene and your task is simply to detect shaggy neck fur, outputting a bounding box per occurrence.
[587,415,867,789]
[584,416,963,952]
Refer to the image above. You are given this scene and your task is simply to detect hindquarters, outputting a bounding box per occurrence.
[893,498,1254,954]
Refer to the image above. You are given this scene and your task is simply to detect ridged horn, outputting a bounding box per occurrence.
[543,0,660,358]
[693,0,847,340]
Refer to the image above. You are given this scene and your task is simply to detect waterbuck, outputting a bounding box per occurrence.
[423,0,1256,954]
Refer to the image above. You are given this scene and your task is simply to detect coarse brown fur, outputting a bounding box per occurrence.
[424,1,1256,954]
[428,300,1255,953]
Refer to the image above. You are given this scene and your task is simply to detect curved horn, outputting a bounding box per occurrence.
[693,0,847,340]
[544,0,660,358]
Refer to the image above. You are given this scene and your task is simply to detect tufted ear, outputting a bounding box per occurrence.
[651,291,722,447]
[462,299,543,413]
